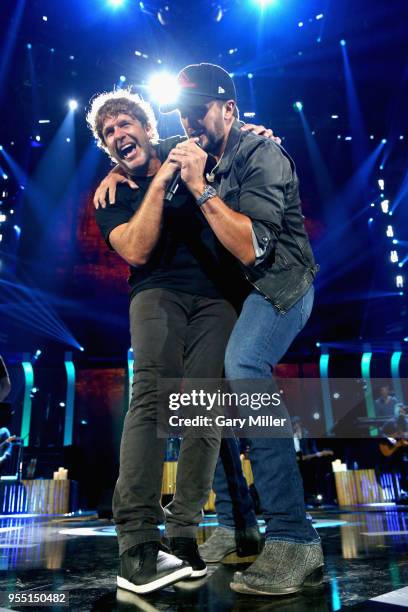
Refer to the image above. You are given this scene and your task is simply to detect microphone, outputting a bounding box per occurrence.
[164,170,181,203]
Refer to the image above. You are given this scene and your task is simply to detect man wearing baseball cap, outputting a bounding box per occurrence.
[163,62,323,596]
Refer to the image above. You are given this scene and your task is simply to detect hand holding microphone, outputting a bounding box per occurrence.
[165,138,209,201]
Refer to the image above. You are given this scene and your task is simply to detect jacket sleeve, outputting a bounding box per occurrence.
[237,140,292,265]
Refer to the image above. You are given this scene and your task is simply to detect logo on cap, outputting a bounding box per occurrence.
[218,86,225,94]
[178,71,197,89]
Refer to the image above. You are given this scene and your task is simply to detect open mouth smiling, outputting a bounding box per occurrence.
[118,143,138,159]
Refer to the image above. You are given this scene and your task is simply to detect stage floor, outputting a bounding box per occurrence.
[0,507,407,611]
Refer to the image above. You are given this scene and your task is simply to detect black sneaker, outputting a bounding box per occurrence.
[117,541,192,594]
[168,537,207,578]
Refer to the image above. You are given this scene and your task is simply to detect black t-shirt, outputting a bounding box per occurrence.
[95,141,247,306]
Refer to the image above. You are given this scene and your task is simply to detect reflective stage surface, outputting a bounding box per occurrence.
[0,507,407,611]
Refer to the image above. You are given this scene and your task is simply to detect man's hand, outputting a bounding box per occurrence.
[241,123,282,145]
[93,172,139,209]
[151,158,180,191]
[167,139,208,196]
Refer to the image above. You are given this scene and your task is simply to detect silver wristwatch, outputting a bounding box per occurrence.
[196,185,217,207]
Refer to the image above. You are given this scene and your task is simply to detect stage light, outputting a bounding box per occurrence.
[69,55,75,61]
[0,145,3,151]
[59,402,65,407]
[381,138,387,144]
[248,73,253,79]
[38,119,50,124]
[68,99,78,111]
[298,21,303,27]
[404,337,408,342]
[119,75,126,83]
[313,412,321,420]
[345,136,352,141]
[42,15,48,21]
[0,214,6,222]
[66,137,71,143]
[396,275,404,288]
[331,115,339,119]
[390,250,398,263]
[2,174,7,180]
[79,346,85,352]
[370,203,375,207]
[294,101,303,111]
[254,0,276,7]
[14,225,21,236]
[399,135,404,140]
[316,13,323,19]
[381,200,389,213]
[392,239,399,245]
[386,225,394,237]
[337,135,341,139]
[108,0,126,7]
[26,43,32,49]
[148,72,179,105]
[368,218,373,224]
[340,39,346,46]
[35,135,41,142]
[370,135,374,139]
[378,179,384,190]
[316,342,321,347]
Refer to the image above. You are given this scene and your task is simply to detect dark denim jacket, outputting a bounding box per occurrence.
[212,121,319,313]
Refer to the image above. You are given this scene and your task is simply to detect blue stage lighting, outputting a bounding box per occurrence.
[148,72,179,105]
[294,101,303,111]
[298,21,303,27]
[254,0,276,7]
[13,225,21,236]
[316,342,321,347]
[119,75,126,83]
[68,99,78,111]
[340,39,346,46]
[368,218,373,224]
[79,346,85,352]
[381,138,387,144]
[248,73,253,79]
[108,0,126,7]
[66,137,71,143]
[0,145,3,151]
[26,43,32,49]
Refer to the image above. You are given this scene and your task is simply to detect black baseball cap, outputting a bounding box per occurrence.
[160,63,236,113]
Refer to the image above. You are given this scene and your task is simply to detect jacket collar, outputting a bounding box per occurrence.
[215,120,243,176]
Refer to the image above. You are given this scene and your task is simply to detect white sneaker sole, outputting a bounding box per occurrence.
[190,567,207,578]
[117,566,193,594]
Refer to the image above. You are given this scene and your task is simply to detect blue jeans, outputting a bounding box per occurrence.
[223,285,319,543]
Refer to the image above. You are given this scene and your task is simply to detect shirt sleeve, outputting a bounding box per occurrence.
[237,140,293,265]
[94,189,135,250]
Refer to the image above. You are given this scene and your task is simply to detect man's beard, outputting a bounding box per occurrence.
[202,131,223,156]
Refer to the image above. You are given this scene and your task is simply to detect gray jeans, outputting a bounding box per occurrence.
[113,288,237,555]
